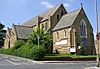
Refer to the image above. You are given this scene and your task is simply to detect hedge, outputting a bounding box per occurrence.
[0,45,46,60]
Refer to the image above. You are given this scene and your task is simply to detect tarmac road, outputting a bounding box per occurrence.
[0,54,98,69]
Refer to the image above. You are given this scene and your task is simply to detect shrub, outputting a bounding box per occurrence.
[12,40,25,49]
[31,45,46,60]
[15,45,28,57]
[6,49,13,55]
[79,46,85,55]
[0,48,5,54]
[0,45,46,60]
[13,45,46,60]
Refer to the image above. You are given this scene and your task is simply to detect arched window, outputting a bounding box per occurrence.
[8,41,10,48]
[80,19,87,47]
[80,19,87,37]
[64,30,66,38]
[57,32,59,40]
[61,11,63,17]
[57,15,59,21]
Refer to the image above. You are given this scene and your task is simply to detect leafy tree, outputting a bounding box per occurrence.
[0,23,6,48]
[28,26,52,52]
[0,23,4,30]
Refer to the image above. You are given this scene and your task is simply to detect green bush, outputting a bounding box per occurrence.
[12,40,25,49]
[0,48,13,55]
[79,46,86,55]
[6,49,13,55]
[0,48,5,54]
[13,45,46,60]
[32,45,46,60]
[0,45,46,60]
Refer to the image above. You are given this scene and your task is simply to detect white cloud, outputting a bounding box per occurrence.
[41,1,54,8]
[63,3,70,8]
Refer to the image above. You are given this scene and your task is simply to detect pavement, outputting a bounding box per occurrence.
[85,67,100,69]
[0,54,100,69]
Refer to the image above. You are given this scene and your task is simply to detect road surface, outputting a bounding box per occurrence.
[0,54,97,69]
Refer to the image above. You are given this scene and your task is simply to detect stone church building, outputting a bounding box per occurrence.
[3,4,95,54]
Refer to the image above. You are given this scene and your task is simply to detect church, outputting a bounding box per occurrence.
[3,4,95,54]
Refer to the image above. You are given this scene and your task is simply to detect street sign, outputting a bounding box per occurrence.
[70,48,76,52]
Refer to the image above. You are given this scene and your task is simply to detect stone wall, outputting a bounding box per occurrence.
[53,28,71,54]
[3,25,17,48]
[51,4,67,30]
[71,9,95,55]
[3,28,10,48]
[52,9,95,55]
[9,25,17,48]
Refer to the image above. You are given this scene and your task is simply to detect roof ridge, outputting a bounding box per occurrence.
[27,4,62,18]
[62,8,81,17]
[14,25,33,28]
[52,8,81,31]
[39,4,62,16]
[22,4,63,26]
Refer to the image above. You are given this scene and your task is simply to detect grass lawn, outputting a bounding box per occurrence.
[45,54,97,59]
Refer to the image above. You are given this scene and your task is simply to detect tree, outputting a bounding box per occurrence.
[28,26,52,53]
[0,23,4,30]
[0,23,6,48]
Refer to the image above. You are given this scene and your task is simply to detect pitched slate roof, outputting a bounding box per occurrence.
[52,9,81,31]
[22,4,62,27]
[14,25,33,39]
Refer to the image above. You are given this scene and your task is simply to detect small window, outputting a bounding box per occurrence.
[61,11,63,17]
[8,41,10,48]
[64,30,66,38]
[57,32,59,40]
[45,22,48,30]
[57,15,59,21]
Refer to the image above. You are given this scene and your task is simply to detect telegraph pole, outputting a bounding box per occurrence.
[94,0,99,67]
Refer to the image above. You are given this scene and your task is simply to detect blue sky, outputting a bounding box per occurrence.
[0,0,100,38]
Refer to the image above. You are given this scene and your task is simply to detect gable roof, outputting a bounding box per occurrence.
[52,8,81,31]
[22,4,62,27]
[14,25,33,39]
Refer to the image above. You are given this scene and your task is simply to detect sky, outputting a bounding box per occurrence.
[0,0,100,38]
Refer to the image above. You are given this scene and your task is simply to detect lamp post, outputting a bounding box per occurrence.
[94,0,99,67]
[37,35,40,50]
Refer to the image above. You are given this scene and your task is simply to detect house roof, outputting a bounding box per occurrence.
[52,8,81,31]
[22,4,62,27]
[14,25,33,39]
